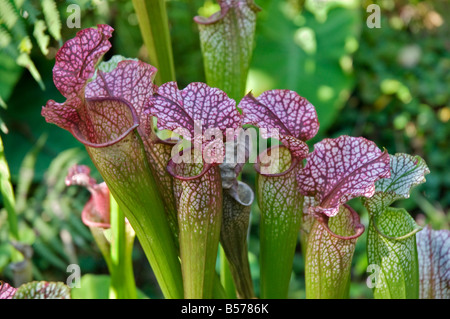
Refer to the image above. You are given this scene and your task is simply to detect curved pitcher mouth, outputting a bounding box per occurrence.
[71,97,140,149]
[316,204,365,241]
[166,147,213,181]
[254,144,300,177]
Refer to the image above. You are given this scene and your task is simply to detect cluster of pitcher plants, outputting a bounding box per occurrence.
[1,0,448,299]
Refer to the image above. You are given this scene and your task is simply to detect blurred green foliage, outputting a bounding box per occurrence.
[0,0,448,299]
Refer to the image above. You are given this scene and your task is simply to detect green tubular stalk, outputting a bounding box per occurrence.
[256,145,303,299]
[86,127,183,299]
[305,204,364,299]
[132,0,176,85]
[195,0,260,102]
[171,160,223,299]
[220,181,254,299]
[212,273,228,299]
[109,194,137,299]
[219,246,237,299]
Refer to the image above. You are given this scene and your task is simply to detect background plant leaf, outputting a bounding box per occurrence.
[248,0,361,133]
[416,226,450,299]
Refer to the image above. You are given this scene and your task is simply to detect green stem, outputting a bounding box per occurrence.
[132,0,176,85]
[86,130,184,299]
[219,246,237,299]
[220,182,255,299]
[174,164,223,299]
[257,146,303,299]
[109,194,137,299]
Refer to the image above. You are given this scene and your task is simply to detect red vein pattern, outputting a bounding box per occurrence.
[149,82,243,159]
[239,90,319,158]
[0,281,16,299]
[53,25,113,99]
[41,25,183,298]
[298,136,390,217]
[86,59,158,136]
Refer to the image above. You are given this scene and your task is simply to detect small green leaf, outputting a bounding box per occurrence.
[41,0,62,41]
[13,281,70,299]
[32,20,50,55]
[0,0,20,30]
[16,53,45,90]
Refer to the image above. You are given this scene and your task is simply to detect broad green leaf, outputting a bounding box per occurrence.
[195,0,260,102]
[256,145,303,298]
[367,207,421,299]
[305,204,363,299]
[13,281,70,299]
[249,1,361,132]
[416,226,450,299]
